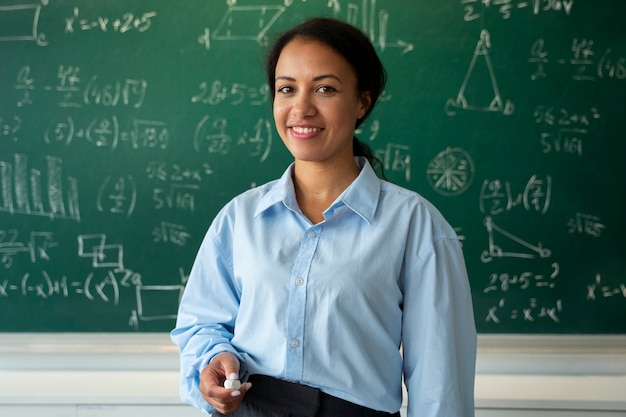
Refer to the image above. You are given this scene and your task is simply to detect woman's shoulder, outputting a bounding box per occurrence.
[378,179,456,235]
[212,178,283,220]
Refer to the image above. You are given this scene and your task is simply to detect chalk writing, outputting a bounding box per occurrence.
[374,143,412,182]
[481,216,552,263]
[13,65,148,108]
[0,154,80,221]
[0,267,140,305]
[0,116,21,142]
[338,0,414,54]
[586,274,626,300]
[529,38,626,81]
[484,262,560,293]
[192,80,270,106]
[485,298,563,323]
[152,222,191,247]
[355,119,382,142]
[479,175,552,216]
[146,161,210,214]
[598,48,626,80]
[567,212,605,237]
[534,105,600,157]
[152,184,200,213]
[427,147,475,196]
[445,30,514,116]
[64,7,157,34]
[133,282,184,324]
[194,116,273,162]
[0,0,623,333]
[0,0,48,46]
[44,116,169,150]
[200,5,285,49]
[145,161,213,183]
[462,0,573,21]
[96,175,137,218]
[0,230,57,269]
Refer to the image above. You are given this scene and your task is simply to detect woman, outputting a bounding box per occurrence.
[171,17,476,417]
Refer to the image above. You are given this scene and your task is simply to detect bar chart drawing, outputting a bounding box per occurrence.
[0,153,80,221]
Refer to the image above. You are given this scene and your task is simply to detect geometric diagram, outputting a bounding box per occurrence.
[200,5,286,48]
[133,283,184,322]
[77,234,124,270]
[445,30,514,116]
[480,216,552,263]
[78,233,185,327]
[0,1,48,46]
[426,147,475,196]
[128,267,187,328]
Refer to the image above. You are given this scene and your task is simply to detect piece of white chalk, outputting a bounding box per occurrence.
[224,379,241,389]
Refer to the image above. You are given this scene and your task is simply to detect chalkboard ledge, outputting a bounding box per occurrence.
[0,333,624,375]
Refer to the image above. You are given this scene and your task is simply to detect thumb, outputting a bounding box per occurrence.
[216,352,240,380]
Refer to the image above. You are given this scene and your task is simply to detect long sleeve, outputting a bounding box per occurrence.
[170,223,244,414]
[402,236,477,417]
[170,159,477,415]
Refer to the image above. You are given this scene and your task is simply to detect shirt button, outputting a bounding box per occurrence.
[290,339,300,348]
[295,277,304,286]
[307,231,316,239]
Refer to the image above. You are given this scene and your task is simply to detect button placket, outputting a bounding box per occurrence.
[284,225,322,381]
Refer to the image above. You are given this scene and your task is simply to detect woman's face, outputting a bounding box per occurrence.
[273,38,370,165]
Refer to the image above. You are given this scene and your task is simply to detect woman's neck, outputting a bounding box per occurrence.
[292,159,360,224]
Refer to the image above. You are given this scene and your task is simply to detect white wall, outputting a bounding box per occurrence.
[1,334,625,417]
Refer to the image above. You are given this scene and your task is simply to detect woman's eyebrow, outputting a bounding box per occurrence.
[275,74,342,83]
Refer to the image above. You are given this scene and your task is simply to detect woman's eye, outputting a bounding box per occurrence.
[276,86,293,94]
[317,85,336,94]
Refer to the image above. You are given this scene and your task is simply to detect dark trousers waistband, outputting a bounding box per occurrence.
[244,374,400,417]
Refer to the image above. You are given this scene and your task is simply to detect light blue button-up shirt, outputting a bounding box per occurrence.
[171,157,476,416]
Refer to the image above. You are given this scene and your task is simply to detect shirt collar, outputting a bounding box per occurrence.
[254,157,381,224]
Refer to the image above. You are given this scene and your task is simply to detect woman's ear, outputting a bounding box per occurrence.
[357,91,372,119]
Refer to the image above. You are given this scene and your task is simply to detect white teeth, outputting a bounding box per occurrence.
[292,127,320,134]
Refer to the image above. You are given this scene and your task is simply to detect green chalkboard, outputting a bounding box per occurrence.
[1,0,625,333]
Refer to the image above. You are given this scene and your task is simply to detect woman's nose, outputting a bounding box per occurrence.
[292,93,316,117]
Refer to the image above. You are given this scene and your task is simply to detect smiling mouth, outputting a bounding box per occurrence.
[291,126,322,134]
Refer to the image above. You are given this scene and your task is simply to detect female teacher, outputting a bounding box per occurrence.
[171,17,476,417]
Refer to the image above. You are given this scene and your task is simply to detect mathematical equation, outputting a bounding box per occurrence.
[64,7,157,35]
[194,116,273,162]
[529,38,626,81]
[587,274,626,301]
[462,0,574,21]
[533,105,601,157]
[479,174,552,216]
[0,229,57,269]
[44,115,169,151]
[13,65,147,109]
[484,262,560,293]
[485,297,563,323]
[192,80,270,107]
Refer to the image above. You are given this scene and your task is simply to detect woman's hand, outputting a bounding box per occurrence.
[199,352,252,414]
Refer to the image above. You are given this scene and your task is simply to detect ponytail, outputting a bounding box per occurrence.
[353,137,386,180]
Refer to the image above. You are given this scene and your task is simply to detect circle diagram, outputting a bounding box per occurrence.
[427,147,475,196]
